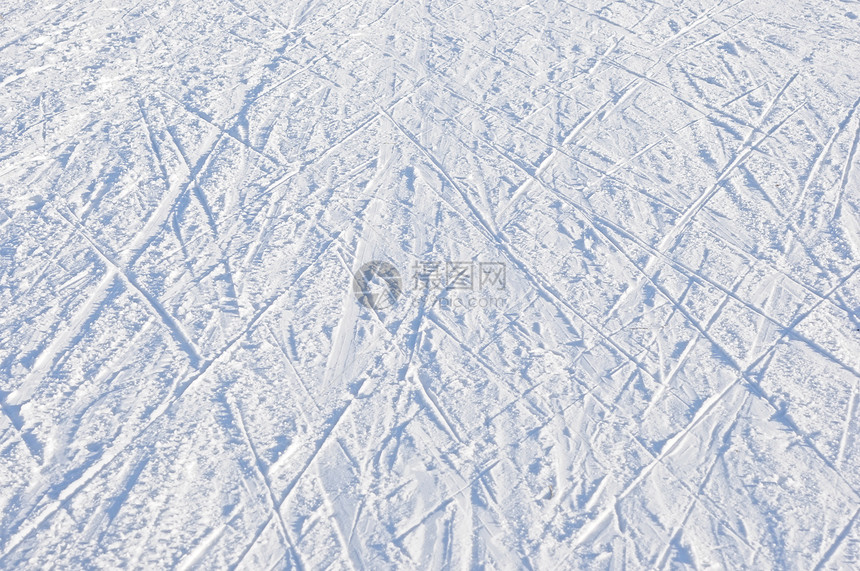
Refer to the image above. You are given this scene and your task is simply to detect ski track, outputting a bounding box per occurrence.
[1,0,859,568]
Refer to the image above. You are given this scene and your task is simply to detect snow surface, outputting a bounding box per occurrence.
[1,0,860,568]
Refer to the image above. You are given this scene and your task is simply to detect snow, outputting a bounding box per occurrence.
[1,0,859,568]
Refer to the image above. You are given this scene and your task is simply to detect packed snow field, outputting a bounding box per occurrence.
[1,0,859,568]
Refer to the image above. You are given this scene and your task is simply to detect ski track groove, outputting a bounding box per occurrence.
[812,507,860,571]
[560,263,860,564]
[834,104,860,221]
[380,103,672,392]
[3,0,860,567]
[0,223,349,561]
[656,100,806,258]
[228,396,306,571]
[52,206,202,367]
[654,391,753,569]
[360,117,784,564]
[413,87,860,384]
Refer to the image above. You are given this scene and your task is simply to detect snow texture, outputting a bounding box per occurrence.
[1,0,860,568]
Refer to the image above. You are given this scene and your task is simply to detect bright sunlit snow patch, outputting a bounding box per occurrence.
[1,0,859,568]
